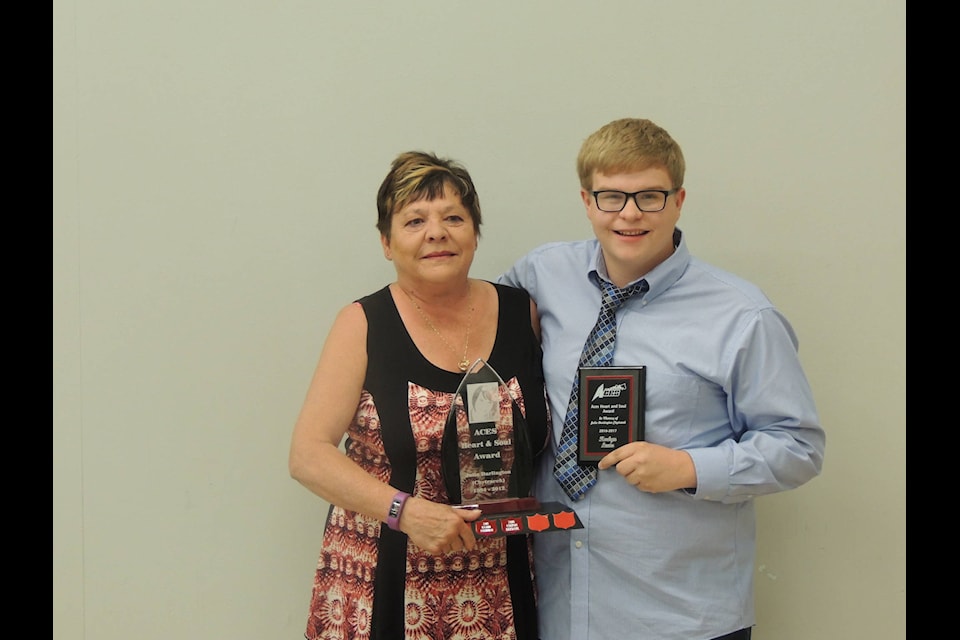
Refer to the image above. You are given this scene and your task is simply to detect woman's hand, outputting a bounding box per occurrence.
[398,497,483,554]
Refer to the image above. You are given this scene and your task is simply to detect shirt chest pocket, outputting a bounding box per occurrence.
[644,371,727,448]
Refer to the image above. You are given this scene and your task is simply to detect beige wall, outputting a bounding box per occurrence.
[53,2,906,638]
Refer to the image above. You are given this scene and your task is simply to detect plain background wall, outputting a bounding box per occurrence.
[53,2,906,639]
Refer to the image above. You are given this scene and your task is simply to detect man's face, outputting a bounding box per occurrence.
[581,167,684,287]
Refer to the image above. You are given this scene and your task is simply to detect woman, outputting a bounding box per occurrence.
[289,151,549,640]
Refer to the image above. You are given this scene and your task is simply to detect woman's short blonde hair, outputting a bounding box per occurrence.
[376,151,481,239]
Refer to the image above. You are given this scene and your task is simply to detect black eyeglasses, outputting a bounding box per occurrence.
[591,189,679,213]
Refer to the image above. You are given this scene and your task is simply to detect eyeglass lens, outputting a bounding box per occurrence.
[595,190,668,213]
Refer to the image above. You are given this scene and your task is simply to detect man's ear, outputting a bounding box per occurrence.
[580,189,592,211]
[674,187,686,214]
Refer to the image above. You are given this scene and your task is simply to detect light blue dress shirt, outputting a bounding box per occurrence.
[498,230,825,640]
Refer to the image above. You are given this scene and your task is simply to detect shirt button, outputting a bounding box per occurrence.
[574,540,583,549]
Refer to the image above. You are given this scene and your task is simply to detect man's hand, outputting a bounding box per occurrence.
[598,441,697,493]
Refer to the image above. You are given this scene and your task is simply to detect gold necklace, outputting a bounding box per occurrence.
[402,285,474,372]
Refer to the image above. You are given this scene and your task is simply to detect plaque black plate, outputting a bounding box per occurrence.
[577,366,645,464]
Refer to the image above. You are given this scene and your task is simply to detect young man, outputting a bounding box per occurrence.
[498,118,825,640]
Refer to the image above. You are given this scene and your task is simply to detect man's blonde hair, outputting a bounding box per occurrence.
[576,118,685,191]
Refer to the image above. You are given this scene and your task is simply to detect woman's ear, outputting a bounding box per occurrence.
[380,234,392,260]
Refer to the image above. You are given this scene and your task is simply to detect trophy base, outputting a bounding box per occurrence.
[475,496,541,515]
[462,500,584,538]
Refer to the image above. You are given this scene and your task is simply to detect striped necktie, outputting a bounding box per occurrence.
[554,278,647,500]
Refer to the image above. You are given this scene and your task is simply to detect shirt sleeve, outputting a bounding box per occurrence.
[685,307,825,503]
[496,258,526,290]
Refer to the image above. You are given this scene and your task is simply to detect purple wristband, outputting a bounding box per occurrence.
[386,491,410,531]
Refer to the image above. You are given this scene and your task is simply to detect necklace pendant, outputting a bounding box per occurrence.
[458,358,470,372]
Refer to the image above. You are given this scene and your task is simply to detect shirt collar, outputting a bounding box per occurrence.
[587,228,690,303]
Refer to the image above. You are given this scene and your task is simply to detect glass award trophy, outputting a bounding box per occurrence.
[441,358,540,515]
[441,359,584,538]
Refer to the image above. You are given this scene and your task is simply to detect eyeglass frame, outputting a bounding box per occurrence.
[590,188,680,213]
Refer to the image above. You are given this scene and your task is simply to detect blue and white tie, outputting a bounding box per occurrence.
[554,278,647,500]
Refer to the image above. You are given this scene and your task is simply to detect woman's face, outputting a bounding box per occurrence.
[381,183,477,288]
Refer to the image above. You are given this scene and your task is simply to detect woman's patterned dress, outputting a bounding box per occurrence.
[304,283,549,640]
